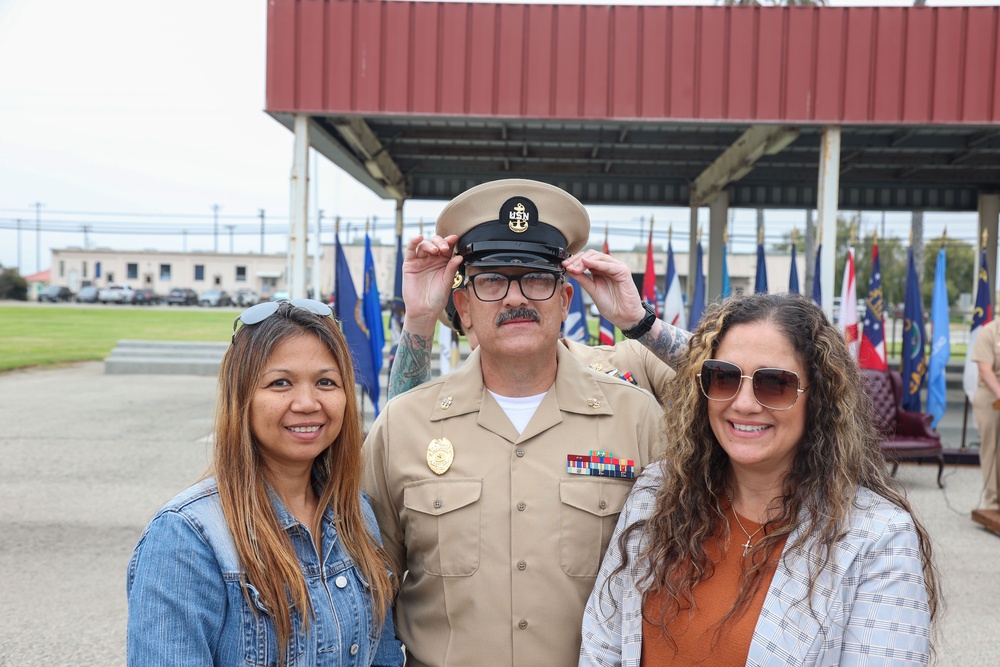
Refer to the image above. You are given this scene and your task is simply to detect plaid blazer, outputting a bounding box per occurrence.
[580,464,932,666]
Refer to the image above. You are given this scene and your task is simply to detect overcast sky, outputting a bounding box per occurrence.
[0,0,988,276]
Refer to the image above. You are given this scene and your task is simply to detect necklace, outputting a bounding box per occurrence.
[727,494,765,557]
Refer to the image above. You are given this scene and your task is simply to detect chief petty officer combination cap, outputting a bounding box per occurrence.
[436,178,590,273]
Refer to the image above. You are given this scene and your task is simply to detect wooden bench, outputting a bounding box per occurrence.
[861,369,944,488]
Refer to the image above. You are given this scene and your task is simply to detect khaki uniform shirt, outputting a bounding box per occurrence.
[362,343,663,667]
[559,338,675,406]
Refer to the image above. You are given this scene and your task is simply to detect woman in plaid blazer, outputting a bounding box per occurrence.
[581,294,938,666]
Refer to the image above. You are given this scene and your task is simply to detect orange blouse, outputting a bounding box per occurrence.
[640,505,789,666]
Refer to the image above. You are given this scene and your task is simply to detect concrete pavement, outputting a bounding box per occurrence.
[0,361,997,666]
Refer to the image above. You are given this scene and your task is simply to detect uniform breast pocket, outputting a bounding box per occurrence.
[402,478,483,577]
[559,479,632,577]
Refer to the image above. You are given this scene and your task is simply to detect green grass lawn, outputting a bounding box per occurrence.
[0,304,237,372]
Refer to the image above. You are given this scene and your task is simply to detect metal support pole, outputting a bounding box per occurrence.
[707,192,728,302]
[16,219,22,274]
[213,204,219,253]
[259,209,266,254]
[34,202,42,273]
[816,127,842,319]
[289,114,310,299]
[313,209,323,300]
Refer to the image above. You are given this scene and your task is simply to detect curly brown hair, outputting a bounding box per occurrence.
[616,293,939,649]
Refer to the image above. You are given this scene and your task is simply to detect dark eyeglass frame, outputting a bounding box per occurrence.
[697,359,809,411]
[462,270,565,303]
[232,298,333,342]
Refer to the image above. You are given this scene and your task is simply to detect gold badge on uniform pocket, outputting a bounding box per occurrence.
[426,438,455,475]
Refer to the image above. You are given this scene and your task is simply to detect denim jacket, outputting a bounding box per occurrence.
[126,478,403,667]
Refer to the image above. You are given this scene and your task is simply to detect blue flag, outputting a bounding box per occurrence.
[721,244,731,298]
[788,243,799,294]
[363,234,385,414]
[963,247,993,399]
[901,247,926,412]
[689,242,706,328]
[812,244,822,306]
[927,248,950,428]
[335,236,378,411]
[563,276,588,343]
[390,230,405,344]
[754,242,768,294]
[859,243,887,370]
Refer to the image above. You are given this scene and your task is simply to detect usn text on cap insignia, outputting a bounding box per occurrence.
[427,438,455,475]
[508,202,529,233]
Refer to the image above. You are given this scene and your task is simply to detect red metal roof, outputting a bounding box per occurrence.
[266,1,1000,125]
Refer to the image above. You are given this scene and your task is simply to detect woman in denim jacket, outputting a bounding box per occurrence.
[127,300,403,666]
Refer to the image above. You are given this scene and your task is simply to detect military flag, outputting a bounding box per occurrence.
[901,246,926,412]
[963,244,993,400]
[839,246,859,359]
[927,245,950,428]
[335,236,378,410]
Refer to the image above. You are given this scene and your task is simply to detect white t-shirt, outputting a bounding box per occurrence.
[488,390,547,435]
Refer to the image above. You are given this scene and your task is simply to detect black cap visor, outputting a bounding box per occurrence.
[459,240,567,272]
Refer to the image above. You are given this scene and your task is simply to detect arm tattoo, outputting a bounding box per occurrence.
[641,323,691,369]
[387,330,434,399]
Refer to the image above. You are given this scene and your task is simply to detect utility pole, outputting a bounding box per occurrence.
[182,229,188,252]
[259,209,266,254]
[16,219,22,274]
[34,202,42,273]
[82,225,91,249]
[213,204,220,253]
[225,224,236,253]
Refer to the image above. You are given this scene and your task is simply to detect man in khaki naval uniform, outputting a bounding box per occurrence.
[362,179,663,667]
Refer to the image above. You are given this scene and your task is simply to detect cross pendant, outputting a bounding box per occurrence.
[742,540,752,557]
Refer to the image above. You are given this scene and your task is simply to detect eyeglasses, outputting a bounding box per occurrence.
[697,359,808,411]
[463,271,563,302]
[232,299,332,342]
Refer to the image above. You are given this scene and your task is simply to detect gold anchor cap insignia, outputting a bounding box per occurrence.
[508,202,530,233]
[452,272,463,289]
[427,438,455,475]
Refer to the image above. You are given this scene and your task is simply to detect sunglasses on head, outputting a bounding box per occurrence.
[232,298,333,342]
[697,359,808,411]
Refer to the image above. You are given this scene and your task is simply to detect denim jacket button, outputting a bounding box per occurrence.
[335,575,348,589]
[350,643,359,655]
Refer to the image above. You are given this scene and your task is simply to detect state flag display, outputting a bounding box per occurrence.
[598,236,616,345]
[754,236,768,294]
[642,229,659,315]
[335,236,378,410]
[811,243,822,306]
[858,240,888,370]
[563,276,589,343]
[839,246,859,358]
[721,243,731,298]
[788,241,800,294]
[689,241,706,328]
[963,246,993,400]
[663,239,687,329]
[927,246,950,428]
[362,234,385,414]
[901,246,926,411]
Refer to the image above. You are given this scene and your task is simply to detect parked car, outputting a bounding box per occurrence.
[75,286,100,303]
[38,285,73,302]
[165,287,198,306]
[131,288,161,305]
[199,289,234,307]
[270,290,290,302]
[98,284,135,304]
[234,288,259,307]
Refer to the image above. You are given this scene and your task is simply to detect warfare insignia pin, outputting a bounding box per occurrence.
[427,438,455,475]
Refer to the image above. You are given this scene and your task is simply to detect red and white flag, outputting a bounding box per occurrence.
[858,241,888,370]
[642,229,659,316]
[839,247,859,359]
[663,239,686,329]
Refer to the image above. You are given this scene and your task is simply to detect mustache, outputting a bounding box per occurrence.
[495,307,541,326]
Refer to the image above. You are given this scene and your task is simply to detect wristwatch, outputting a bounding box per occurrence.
[622,301,656,339]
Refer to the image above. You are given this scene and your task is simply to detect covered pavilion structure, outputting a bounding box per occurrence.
[265,0,1000,314]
